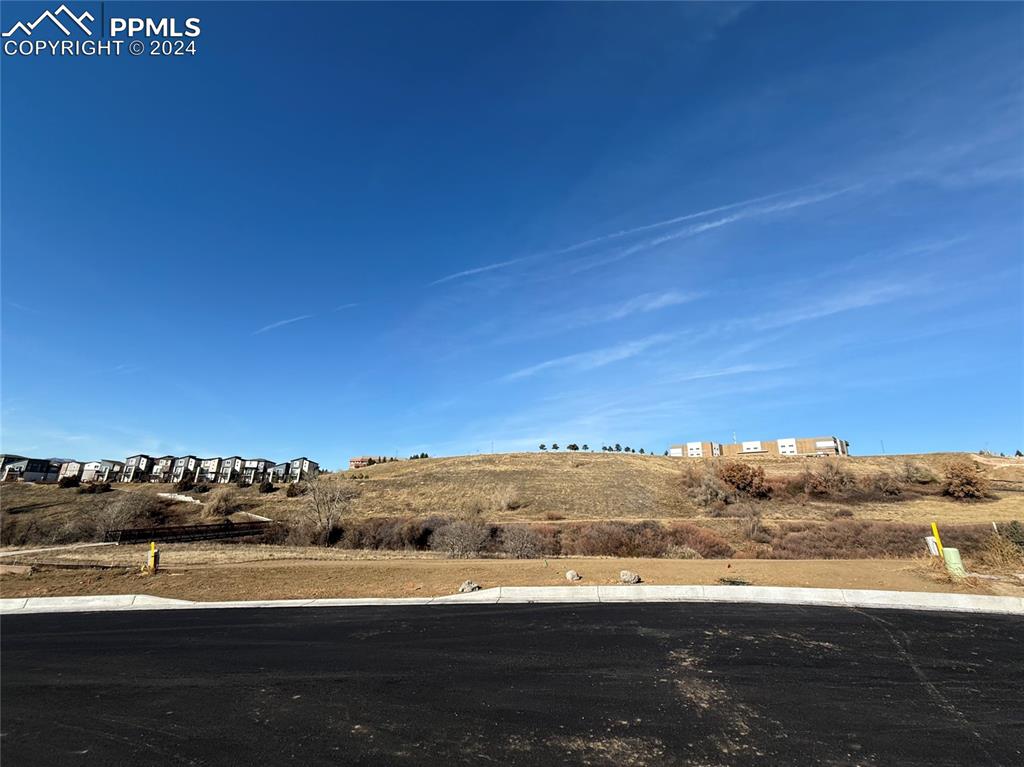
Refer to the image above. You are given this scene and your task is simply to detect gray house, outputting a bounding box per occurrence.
[242,458,274,485]
[217,456,243,484]
[83,460,124,483]
[2,457,62,483]
[196,457,222,483]
[121,454,154,483]
[288,457,319,482]
[171,456,199,484]
[150,456,177,483]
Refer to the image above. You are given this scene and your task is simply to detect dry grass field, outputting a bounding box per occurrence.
[2,451,1021,557]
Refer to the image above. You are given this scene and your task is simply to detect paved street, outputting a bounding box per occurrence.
[2,604,1022,765]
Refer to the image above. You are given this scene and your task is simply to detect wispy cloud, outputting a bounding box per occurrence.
[665,363,789,384]
[570,187,857,274]
[429,184,854,287]
[333,303,359,312]
[502,333,674,382]
[429,257,531,286]
[252,315,313,335]
[607,291,701,320]
[756,282,909,330]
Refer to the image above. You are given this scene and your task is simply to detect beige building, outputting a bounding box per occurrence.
[669,436,849,458]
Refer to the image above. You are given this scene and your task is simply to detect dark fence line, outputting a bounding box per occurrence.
[104,521,272,544]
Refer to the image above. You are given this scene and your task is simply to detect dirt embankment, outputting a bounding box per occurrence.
[2,542,1021,601]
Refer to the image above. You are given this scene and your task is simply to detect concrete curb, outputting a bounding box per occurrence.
[1,586,1021,616]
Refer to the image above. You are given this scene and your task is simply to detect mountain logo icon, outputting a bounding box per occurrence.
[2,4,94,37]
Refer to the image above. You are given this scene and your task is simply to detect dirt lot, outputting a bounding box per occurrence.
[2,543,1021,601]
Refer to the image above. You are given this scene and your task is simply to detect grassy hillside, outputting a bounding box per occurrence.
[3,452,1021,541]
[338,451,1024,523]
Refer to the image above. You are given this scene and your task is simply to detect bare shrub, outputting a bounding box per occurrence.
[285,482,305,498]
[257,480,275,494]
[900,461,937,485]
[765,521,990,559]
[543,511,565,521]
[828,508,854,519]
[682,463,730,509]
[665,545,702,560]
[93,493,166,539]
[77,482,112,495]
[559,521,670,558]
[741,513,770,543]
[865,473,902,498]
[665,522,734,558]
[339,515,447,551]
[490,484,525,512]
[717,462,771,499]
[972,533,1024,570]
[499,526,543,558]
[430,519,492,558]
[58,476,80,489]
[299,475,357,545]
[943,461,989,501]
[801,460,855,497]
[203,488,239,521]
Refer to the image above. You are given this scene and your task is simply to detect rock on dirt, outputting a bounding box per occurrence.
[565,570,582,581]
[619,570,641,584]
[458,580,481,593]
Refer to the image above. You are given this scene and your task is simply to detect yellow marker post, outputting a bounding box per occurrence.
[145,541,160,573]
[931,522,944,558]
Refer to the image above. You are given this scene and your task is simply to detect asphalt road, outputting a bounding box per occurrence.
[2,604,1022,766]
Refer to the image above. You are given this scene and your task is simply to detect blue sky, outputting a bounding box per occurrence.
[2,1,1022,467]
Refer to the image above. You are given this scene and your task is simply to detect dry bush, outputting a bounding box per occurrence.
[490,484,525,511]
[559,521,671,558]
[543,511,565,521]
[865,473,903,498]
[972,533,1024,571]
[338,515,446,550]
[765,521,990,559]
[93,493,166,539]
[77,482,112,495]
[741,513,770,543]
[801,460,855,497]
[430,519,493,558]
[665,545,702,560]
[828,508,854,519]
[665,522,734,559]
[58,476,80,489]
[716,462,771,499]
[900,461,937,485]
[681,463,730,509]
[203,488,239,521]
[499,525,543,558]
[943,461,990,501]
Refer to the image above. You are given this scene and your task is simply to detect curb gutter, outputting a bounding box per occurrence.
[1,586,1021,616]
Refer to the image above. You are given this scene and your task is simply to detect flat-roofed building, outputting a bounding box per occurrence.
[670,436,849,458]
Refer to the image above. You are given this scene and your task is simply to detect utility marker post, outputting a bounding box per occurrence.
[143,541,160,573]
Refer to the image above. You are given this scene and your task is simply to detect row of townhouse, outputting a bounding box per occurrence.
[33,454,321,485]
[116,454,319,484]
[668,436,850,459]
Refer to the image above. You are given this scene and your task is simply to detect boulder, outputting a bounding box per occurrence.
[619,570,641,584]
[565,570,582,582]
[457,580,481,593]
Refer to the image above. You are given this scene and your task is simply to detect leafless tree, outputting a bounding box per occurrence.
[300,475,357,544]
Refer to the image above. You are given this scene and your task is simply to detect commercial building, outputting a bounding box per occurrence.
[669,436,850,458]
